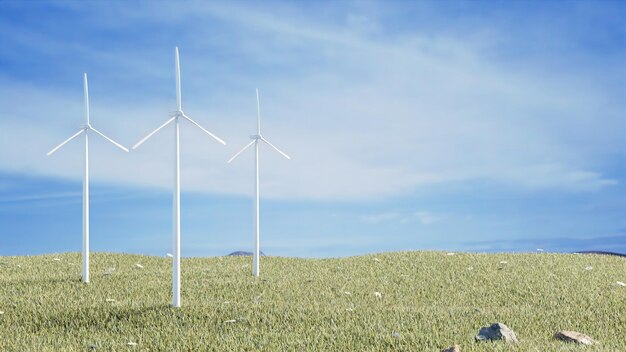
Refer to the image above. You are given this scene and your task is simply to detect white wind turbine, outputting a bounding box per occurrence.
[47,73,129,284]
[133,47,226,308]
[228,89,290,277]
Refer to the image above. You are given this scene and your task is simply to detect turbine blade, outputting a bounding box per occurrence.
[181,113,226,145]
[47,128,85,156]
[175,47,181,111]
[84,73,90,125]
[227,140,256,163]
[89,126,129,152]
[260,137,291,160]
[133,116,176,149]
[256,88,261,135]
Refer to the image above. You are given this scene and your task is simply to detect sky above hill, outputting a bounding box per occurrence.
[1,1,625,257]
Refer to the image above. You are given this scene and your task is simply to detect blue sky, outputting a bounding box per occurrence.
[0,1,625,257]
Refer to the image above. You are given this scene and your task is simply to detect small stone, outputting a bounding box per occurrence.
[441,345,461,352]
[53,258,61,261]
[447,252,455,256]
[343,291,351,296]
[475,323,518,343]
[554,331,595,345]
[616,281,625,287]
[135,263,144,269]
[0,310,4,315]
[88,343,97,350]
[499,261,508,264]
[585,265,593,271]
[467,266,474,271]
[104,267,115,275]
[127,342,137,346]
[374,292,382,299]
[373,258,380,262]
[224,319,237,323]
[105,298,116,303]
[392,331,400,338]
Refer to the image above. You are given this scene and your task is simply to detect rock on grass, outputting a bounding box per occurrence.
[554,331,595,345]
[475,323,518,343]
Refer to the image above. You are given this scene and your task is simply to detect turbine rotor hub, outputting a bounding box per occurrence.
[169,110,184,118]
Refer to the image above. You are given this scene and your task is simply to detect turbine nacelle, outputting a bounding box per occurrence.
[168,110,185,118]
[250,134,262,140]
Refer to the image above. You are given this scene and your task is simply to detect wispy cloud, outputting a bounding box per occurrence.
[362,210,440,225]
[414,211,438,225]
[362,212,402,224]
[0,1,623,201]
[0,192,81,204]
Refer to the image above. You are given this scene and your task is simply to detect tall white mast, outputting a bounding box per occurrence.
[47,73,129,284]
[228,88,290,277]
[253,131,260,276]
[83,120,89,283]
[173,46,182,308]
[133,47,226,307]
[173,115,181,306]
[83,73,90,283]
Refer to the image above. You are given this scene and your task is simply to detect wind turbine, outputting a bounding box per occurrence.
[228,89,290,277]
[132,47,226,308]
[47,73,129,284]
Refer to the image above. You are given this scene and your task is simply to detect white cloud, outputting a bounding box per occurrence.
[414,211,438,225]
[0,2,623,201]
[500,164,619,192]
[362,212,402,224]
[362,210,440,225]
[0,192,81,203]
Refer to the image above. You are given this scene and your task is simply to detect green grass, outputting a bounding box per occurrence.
[0,252,624,351]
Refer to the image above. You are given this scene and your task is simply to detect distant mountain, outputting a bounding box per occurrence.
[227,251,266,256]
[574,250,626,258]
[464,233,626,254]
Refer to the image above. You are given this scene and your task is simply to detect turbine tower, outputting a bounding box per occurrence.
[133,47,226,308]
[228,89,290,277]
[47,73,129,283]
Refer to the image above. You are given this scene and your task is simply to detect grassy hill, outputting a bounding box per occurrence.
[0,252,624,351]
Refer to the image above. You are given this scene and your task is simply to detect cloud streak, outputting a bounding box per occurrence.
[0,1,623,201]
[362,210,440,225]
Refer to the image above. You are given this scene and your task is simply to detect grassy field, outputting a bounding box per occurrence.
[0,251,624,351]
